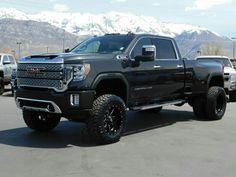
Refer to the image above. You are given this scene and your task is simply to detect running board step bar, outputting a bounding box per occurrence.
[129,100,186,111]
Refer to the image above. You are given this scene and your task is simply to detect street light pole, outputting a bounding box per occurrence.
[16,42,22,59]
[232,37,236,58]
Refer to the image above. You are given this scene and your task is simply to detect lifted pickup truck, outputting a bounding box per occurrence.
[15,33,227,144]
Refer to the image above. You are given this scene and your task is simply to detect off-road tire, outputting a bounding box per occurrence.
[0,77,4,95]
[229,90,236,102]
[206,86,226,120]
[88,94,127,144]
[193,97,207,119]
[23,110,61,131]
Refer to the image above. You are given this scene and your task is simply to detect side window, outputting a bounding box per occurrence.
[8,56,16,64]
[3,55,10,64]
[152,38,177,59]
[0,55,2,64]
[131,38,152,58]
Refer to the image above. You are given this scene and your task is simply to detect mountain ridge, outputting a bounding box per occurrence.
[0,8,218,37]
[0,8,232,58]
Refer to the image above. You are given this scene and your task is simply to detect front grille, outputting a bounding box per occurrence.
[17,63,71,92]
[17,63,63,71]
[18,78,63,90]
[17,70,63,79]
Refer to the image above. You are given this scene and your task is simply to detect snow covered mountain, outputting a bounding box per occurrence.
[0,8,215,37]
[0,8,232,58]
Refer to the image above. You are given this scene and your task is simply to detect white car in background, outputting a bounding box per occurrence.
[196,56,236,102]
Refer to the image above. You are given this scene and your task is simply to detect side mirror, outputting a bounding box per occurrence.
[64,48,70,53]
[134,45,156,62]
[3,60,11,65]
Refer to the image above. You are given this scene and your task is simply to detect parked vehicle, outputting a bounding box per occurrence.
[196,56,236,102]
[0,53,17,95]
[230,58,236,69]
[15,33,227,144]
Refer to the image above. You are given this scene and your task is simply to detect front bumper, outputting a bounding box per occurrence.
[15,88,95,120]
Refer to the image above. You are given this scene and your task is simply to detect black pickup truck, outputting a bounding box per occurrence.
[15,33,226,144]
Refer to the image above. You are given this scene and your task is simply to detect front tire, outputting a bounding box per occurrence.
[88,94,127,144]
[23,111,61,131]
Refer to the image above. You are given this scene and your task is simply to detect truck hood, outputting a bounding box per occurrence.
[224,67,236,74]
[19,53,117,63]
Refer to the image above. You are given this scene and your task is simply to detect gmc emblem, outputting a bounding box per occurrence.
[27,67,46,74]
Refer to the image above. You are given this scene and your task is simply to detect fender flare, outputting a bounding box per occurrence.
[207,73,224,89]
[91,73,130,102]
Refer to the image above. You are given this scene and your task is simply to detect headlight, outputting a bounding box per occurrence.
[73,64,91,81]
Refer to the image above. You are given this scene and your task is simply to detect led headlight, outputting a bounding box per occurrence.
[73,64,91,81]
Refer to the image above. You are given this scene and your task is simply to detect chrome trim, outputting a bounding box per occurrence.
[176,65,184,68]
[70,94,80,106]
[16,97,62,114]
[18,68,73,92]
[154,65,162,69]
[17,62,74,92]
[130,100,186,111]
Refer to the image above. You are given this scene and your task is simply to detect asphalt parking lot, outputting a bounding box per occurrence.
[0,89,236,177]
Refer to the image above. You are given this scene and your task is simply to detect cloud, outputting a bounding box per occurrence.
[53,4,69,12]
[152,2,160,6]
[185,0,232,11]
[110,0,127,3]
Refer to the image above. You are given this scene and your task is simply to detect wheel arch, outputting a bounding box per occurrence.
[91,73,129,103]
[208,74,224,88]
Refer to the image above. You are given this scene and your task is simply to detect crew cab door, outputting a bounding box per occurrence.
[128,37,156,102]
[151,37,185,100]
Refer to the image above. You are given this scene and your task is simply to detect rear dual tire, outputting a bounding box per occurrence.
[193,86,226,120]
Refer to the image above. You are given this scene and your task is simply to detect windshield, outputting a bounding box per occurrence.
[71,35,134,54]
[197,58,233,68]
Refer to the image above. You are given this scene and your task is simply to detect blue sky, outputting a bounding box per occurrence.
[0,0,235,37]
